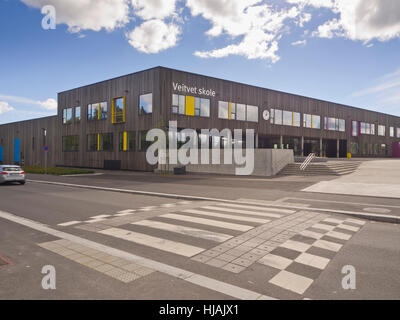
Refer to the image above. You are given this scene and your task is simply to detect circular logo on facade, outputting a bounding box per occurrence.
[262,110,270,121]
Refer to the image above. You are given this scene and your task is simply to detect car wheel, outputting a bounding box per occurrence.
[20,181,26,185]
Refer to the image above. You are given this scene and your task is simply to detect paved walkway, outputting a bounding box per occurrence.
[302,160,400,199]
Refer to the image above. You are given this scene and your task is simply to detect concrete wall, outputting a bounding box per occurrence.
[157,148,294,176]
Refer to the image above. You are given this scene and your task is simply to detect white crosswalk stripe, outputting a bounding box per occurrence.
[215,203,295,214]
[132,220,233,242]
[161,213,254,232]
[202,206,282,219]
[183,209,271,224]
[99,227,205,257]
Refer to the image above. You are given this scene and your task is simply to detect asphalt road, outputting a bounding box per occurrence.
[0,175,399,300]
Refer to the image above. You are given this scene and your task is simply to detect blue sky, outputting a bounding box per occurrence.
[1,0,400,124]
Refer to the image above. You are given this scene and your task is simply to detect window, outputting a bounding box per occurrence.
[272,109,282,125]
[303,114,312,128]
[324,117,345,132]
[62,108,72,124]
[378,125,386,136]
[119,132,136,151]
[200,98,210,117]
[397,128,400,138]
[293,112,300,127]
[246,105,258,122]
[390,127,394,137]
[100,102,107,119]
[237,104,246,121]
[139,131,152,151]
[87,103,98,120]
[230,103,236,120]
[283,111,292,126]
[112,97,125,123]
[99,133,113,151]
[88,102,107,121]
[352,121,358,137]
[371,124,375,135]
[62,136,79,152]
[313,115,321,129]
[139,93,152,115]
[75,107,81,122]
[194,97,201,116]
[303,114,320,129]
[218,101,229,119]
[339,119,346,132]
[87,134,97,151]
[172,94,186,114]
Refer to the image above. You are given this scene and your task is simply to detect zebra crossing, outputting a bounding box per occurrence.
[95,202,292,257]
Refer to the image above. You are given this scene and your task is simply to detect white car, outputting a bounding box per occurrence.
[0,165,26,185]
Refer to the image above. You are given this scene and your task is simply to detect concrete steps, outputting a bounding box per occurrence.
[279,161,362,176]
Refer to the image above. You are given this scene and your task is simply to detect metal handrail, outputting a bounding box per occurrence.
[300,153,315,171]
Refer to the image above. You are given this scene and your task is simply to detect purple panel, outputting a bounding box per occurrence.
[392,142,400,158]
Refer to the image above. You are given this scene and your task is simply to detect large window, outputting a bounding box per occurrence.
[246,105,258,122]
[87,134,98,151]
[172,94,186,114]
[390,127,394,137]
[324,117,345,132]
[360,122,375,135]
[352,121,359,137]
[88,102,107,121]
[99,133,113,151]
[378,125,386,136]
[237,104,246,121]
[194,97,210,117]
[112,97,125,123]
[75,107,81,122]
[397,128,400,138]
[139,93,152,115]
[218,101,229,119]
[62,136,79,152]
[62,108,72,124]
[272,109,298,127]
[119,131,136,151]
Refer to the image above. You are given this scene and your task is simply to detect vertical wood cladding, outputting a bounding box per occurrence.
[1,66,400,171]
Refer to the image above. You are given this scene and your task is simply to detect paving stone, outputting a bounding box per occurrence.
[221,263,246,273]
[115,272,141,283]
[134,267,154,276]
[191,254,212,263]
[85,259,104,268]
[217,253,237,262]
[232,257,254,267]
[93,263,115,273]
[202,250,221,258]
[206,258,228,268]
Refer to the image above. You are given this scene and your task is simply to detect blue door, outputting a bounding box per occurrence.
[14,138,20,163]
[0,146,3,162]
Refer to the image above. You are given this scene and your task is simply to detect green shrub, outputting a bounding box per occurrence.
[23,166,95,176]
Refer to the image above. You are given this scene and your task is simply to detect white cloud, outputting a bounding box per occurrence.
[286,0,335,9]
[0,101,14,115]
[291,39,307,46]
[21,0,130,32]
[127,19,181,54]
[351,68,400,107]
[188,1,301,61]
[302,0,400,42]
[0,94,57,110]
[40,98,58,110]
[132,0,177,20]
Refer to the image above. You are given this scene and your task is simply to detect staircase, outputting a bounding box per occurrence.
[279,160,362,176]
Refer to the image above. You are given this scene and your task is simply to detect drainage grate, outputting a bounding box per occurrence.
[0,254,13,267]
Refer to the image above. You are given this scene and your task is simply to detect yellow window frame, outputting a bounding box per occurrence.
[112,96,125,124]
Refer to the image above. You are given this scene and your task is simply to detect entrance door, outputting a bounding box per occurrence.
[323,139,337,158]
[339,140,347,158]
[14,138,20,164]
[393,142,400,158]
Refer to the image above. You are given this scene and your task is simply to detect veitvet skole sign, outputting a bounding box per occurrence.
[173,82,216,97]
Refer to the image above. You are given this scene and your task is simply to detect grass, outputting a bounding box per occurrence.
[23,166,95,176]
